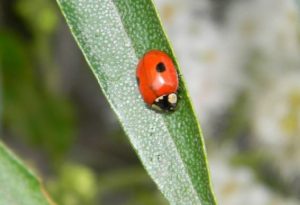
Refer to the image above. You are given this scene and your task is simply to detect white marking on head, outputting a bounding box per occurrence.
[155,95,164,102]
[168,93,177,104]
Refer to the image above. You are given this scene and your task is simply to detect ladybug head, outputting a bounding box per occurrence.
[152,93,178,112]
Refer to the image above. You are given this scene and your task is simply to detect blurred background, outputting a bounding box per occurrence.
[1,0,300,204]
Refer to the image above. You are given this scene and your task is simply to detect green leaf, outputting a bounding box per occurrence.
[56,0,217,204]
[0,141,52,205]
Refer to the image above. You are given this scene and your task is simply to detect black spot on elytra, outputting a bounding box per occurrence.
[156,62,166,72]
[136,77,140,86]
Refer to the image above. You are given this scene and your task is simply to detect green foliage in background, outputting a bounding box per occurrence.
[48,163,97,205]
[0,0,75,160]
[57,0,216,204]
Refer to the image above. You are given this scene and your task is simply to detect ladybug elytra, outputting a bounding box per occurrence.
[136,50,179,111]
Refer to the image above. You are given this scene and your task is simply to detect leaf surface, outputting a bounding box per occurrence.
[56,0,217,204]
[0,142,52,205]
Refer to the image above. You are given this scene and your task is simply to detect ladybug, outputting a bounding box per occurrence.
[136,50,179,111]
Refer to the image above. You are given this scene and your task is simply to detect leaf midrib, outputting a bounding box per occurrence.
[110,1,203,203]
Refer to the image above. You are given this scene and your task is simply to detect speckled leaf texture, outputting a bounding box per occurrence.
[0,142,52,205]
[56,0,217,204]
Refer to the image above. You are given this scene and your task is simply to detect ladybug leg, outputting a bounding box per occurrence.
[151,104,163,112]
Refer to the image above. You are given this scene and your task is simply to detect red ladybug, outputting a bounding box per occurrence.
[136,50,179,111]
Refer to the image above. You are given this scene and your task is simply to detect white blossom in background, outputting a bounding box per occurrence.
[237,0,300,182]
[253,72,300,147]
[252,71,300,178]
[209,151,299,205]
[225,0,300,83]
